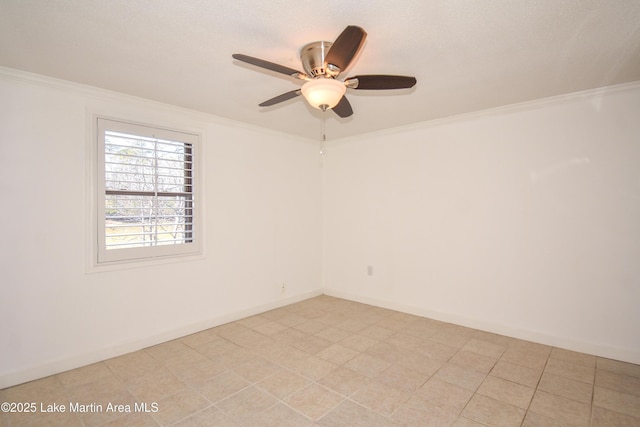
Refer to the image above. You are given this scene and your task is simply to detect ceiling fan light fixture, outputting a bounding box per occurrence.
[301,78,346,109]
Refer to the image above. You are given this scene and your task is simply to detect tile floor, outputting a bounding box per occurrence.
[1,295,639,426]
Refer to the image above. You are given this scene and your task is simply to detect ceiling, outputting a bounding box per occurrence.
[2,1,640,141]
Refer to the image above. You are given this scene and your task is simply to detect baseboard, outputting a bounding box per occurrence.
[0,289,323,389]
[323,288,640,365]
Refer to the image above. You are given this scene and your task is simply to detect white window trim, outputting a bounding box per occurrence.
[89,116,202,269]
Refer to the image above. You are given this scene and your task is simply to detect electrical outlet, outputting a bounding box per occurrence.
[281,283,286,293]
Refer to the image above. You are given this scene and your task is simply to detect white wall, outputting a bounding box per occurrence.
[0,69,322,387]
[323,84,640,364]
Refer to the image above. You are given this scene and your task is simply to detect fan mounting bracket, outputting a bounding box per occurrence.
[300,41,340,78]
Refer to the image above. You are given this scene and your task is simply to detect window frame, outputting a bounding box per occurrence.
[95,117,202,265]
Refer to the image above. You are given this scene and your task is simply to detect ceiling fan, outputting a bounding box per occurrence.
[232,25,417,118]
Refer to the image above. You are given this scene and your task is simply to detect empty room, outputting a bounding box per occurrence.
[1,1,639,426]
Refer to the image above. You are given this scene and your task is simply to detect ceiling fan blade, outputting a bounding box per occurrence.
[232,54,306,78]
[345,75,417,90]
[331,96,353,118]
[259,90,301,107]
[324,26,367,74]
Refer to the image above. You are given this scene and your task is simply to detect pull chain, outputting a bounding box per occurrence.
[320,105,327,156]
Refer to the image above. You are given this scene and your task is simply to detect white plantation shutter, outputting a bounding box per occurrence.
[97,118,200,263]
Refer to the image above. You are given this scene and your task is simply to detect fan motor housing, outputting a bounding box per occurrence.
[300,41,339,78]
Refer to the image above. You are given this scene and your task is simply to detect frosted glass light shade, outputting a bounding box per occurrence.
[301,78,346,109]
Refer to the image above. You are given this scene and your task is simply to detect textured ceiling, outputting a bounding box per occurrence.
[1,0,640,140]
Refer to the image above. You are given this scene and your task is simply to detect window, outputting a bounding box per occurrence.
[96,118,200,263]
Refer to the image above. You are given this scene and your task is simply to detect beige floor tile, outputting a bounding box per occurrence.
[430,331,472,349]
[376,316,417,332]
[449,350,499,374]
[237,314,271,329]
[260,343,309,366]
[4,409,84,427]
[192,371,250,403]
[476,375,535,409]
[189,337,240,359]
[528,390,591,426]
[334,318,372,333]
[414,377,474,412]
[291,334,334,354]
[232,356,281,383]
[121,367,187,402]
[151,387,210,425]
[318,366,369,397]
[366,341,404,364]
[319,400,396,427]
[339,334,379,352]
[396,351,444,376]
[544,357,595,384]
[596,368,640,397]
[376,364,430,392]
[490,360,543,388]
[597,357,640,378]
[386,332,427,352]
[500,346,549,371]
[316,343,360,365]
[461,338,507,359]
[259,307,290,321]
[344,353,391,378]
[434,362,486,391]
[436,322,476,337]
[224,328,275,350]
[215,385,277,423]
[508,339,552,356]
[250,320,290,336]
[590,406,640,427]
[284,383,344,420]
[153,346,207,367]
[76,391,139,426]
[314,326,353,343]
[172,405,237,427]
[104,351,164,381]
[350,380,411,416]
[316,311,349,327]
[250,403,313,427]
[359,324,396,341]
[208,347,257,370]
[276,313,307,328]
[180,328,220,348]
[4,296,640,427]
[288,355,338,381]
[549,348,596,369]
[471,330,513,347]
[99,412,159,427]
[144,339,193,363]
[213,322,251,337]
[521,411,566,427]
[3,375,66,404]
[256,369,310,400]
[593,386,640,419]
[273,328,308,346]
[391,398,460,426]
[55,362,113,389]
[294,319,331,334]
[537,371,593,403]
[64,373,138,426]
[452,416,488,426]
[401,318,442,339]
[415,338,459,361]
[165,356,227,385]
[461,394,525,427]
